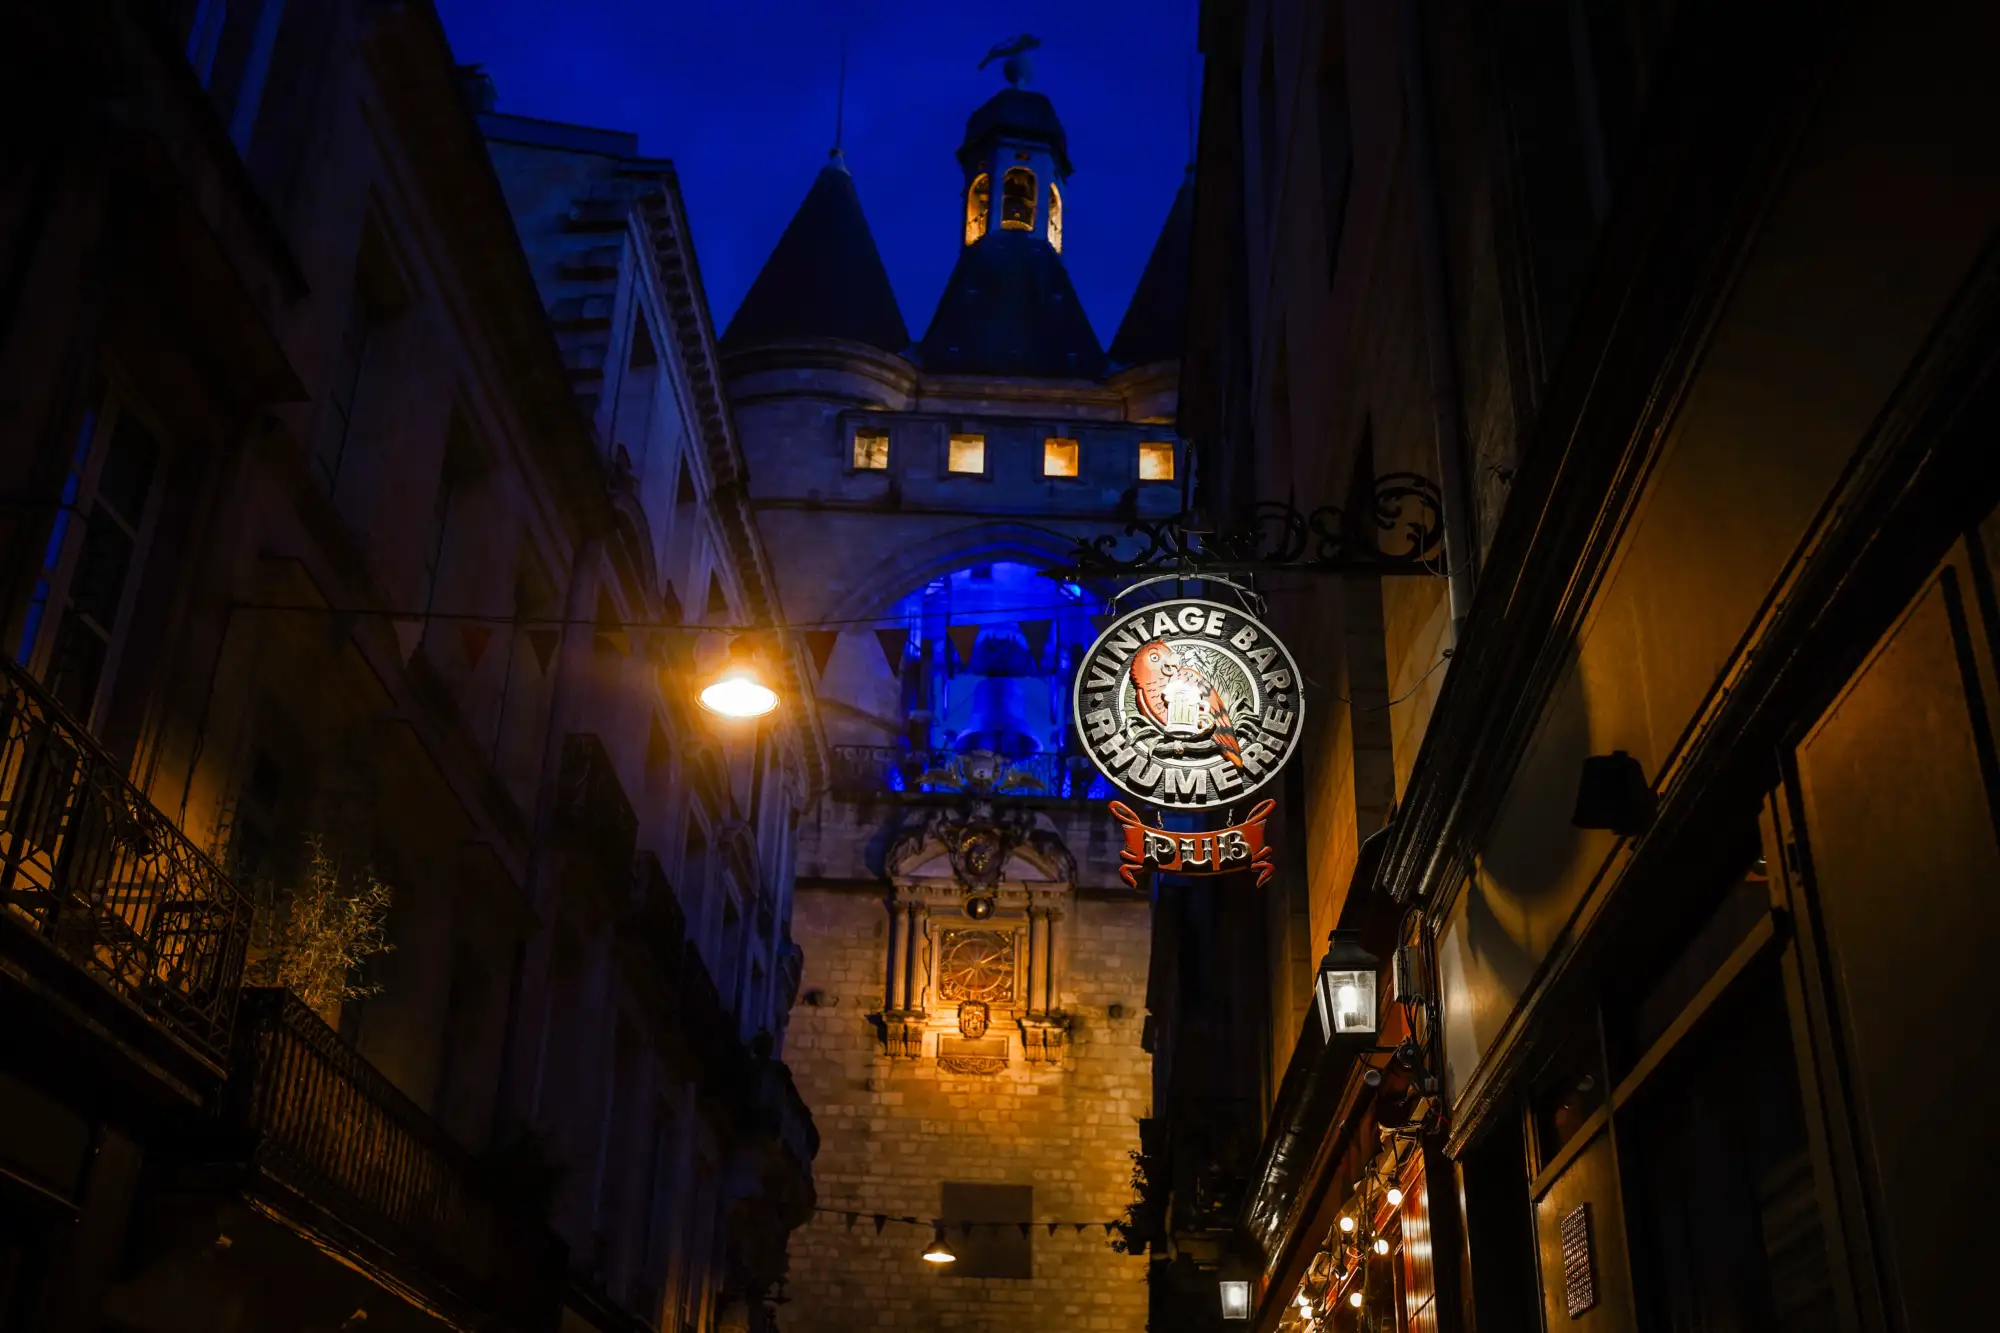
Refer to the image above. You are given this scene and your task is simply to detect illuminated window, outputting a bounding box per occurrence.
[1042,438,1078,477]
[1138,441,1176,481]
[964,173,990,246]
[1001,168,1036,231]
[853,427,890,470]
[1048,183,1063,252]
[947,434,986,474]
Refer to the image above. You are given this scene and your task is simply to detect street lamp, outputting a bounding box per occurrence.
[698,638,779,718]
[921,1227,956,1264]
[1314,930,1381,1042]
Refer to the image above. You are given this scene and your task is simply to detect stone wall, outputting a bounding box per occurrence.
[783,885,1152,1333]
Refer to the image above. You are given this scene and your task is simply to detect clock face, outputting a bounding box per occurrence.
[1072,599,1304,810]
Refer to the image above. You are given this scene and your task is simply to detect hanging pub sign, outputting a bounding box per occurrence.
[1071,597,1304,809]
[1108,799,1277,887]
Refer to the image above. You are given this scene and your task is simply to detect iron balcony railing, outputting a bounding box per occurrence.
[223,989,567,1330]
[0,657,249,1065]
[828,745,1108,803]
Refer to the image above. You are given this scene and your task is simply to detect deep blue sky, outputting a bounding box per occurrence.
[435,0,1200,347]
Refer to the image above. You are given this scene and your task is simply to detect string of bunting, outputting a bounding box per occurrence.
[253,600,1078,680]
[817,1207,1125,1239]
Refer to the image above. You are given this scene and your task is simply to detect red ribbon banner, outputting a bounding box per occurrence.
[1107,799,1276,887]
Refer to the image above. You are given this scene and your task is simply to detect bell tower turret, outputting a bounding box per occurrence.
[961,35,1072,254]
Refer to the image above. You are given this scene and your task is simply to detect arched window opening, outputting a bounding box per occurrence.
[879,562,1112,798]
[1001,168,1037,231]
[964,174,991,245]
[1048,183,1064,252]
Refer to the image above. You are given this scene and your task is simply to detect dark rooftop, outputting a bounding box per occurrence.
[958,88,1074,177]
[721,156,910,355]
[1107,169,1194,367]
[917,230,1105,379]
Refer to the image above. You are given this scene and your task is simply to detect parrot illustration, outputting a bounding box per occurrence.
[1127,639,1245,767]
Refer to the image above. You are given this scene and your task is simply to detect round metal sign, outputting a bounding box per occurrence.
[1071,598,1304,809]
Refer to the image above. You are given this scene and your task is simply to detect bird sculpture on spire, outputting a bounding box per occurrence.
[979,33,1042,88]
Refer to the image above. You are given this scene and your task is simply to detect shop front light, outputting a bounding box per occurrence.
[1314,930,1381,1041]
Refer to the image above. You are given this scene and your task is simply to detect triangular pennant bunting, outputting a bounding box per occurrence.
[1018,1222,1032,1239]
[872,1214,886,1235]
[1047,1222,1059,1237]
[1073,1223,1087,1235]
[1103,1221,1117,1235]
[804,630,839,677]
[843,1212,857,1231]
[874,628,908,672]
[946,623,982,666]
[1019,619,1052,664]
[527,629,560,672]
[391,617,424,664]
[959,1221,973,1239]
[460,623,494,671]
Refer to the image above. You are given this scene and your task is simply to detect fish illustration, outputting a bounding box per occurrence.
[1128,639,1244,767]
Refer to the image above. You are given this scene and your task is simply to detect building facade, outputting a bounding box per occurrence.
[718,66,1190,1333]
[1144,1,2000,1332]
[1,6,815,1333]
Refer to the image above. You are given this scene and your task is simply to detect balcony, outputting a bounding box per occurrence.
[214,989,567,1332]
[553,734,638,893]
[0,658,249,1074]
[828,745,1106,804]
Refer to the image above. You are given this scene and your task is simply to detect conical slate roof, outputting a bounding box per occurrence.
[917,230,1106,379]
[722,155,909,354]
[1107,169,1194,367]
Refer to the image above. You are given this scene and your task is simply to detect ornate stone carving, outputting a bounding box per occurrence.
[958,1000,989,1038]
[938,929,1016,1003]
[1019,1014,1071,1063]
[882,805,1078,888]
[936,1034,1009,1076]
[878,1012,926,1059]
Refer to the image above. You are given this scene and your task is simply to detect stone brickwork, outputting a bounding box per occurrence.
[783,885,1151,1333]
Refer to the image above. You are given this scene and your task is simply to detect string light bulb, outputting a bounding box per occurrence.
[698,638,779,718]
[1373,1238,1389,1255]
[1338,1216,1355,1233]
[921,1228,956,1264]
[1296,1293,1312,1311]
[1349,1292,1365,1309]
[1386,1187,1404,1207]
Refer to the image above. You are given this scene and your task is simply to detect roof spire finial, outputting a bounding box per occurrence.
[829,33,849,168]
[978,34,1042,88]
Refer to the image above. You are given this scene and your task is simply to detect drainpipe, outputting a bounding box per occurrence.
[1398,0,1477,642]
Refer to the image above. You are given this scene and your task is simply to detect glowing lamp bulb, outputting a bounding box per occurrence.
[1373,1238,1389,1255]
[1296,1294,1311,1310]
[1386,1187,1404,1207]
[1349,1292,1365,1309]
[1338,1216,1355,1233]
[921,1227,956,1263]
[698,644,779,718]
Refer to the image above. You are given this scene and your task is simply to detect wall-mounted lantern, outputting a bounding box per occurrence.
[1571,750,1654,836]
[1314,930,1381,1042]
[1218,1280,1251,1321]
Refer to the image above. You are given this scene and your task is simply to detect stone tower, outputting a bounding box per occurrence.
[720,56,1194,1333]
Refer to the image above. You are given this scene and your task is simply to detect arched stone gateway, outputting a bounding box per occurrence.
[723,50,1194,1333]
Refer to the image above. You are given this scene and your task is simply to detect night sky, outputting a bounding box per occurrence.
[434,0,1200,348]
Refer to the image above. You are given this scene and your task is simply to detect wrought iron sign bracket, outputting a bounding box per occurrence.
[1043,474,1445,582]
